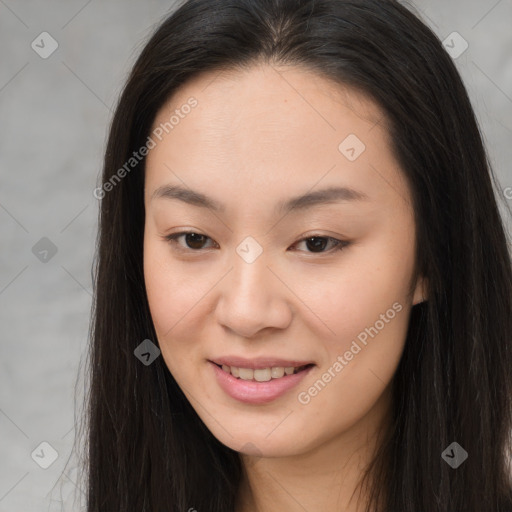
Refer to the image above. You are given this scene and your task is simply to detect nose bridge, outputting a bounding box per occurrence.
[227,240,275,307]
[233,250,270,296]
[215,237,291,336]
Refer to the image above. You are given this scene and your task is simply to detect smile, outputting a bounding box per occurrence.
[218,363,313,381]
[209,361,315,404]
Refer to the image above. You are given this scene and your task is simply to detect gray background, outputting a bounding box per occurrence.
[0,1,511,510]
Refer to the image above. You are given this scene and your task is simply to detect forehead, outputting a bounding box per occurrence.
[152,62,385,136]
[144,63,409,212]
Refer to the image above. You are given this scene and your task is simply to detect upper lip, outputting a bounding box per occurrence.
[209,356,315,369]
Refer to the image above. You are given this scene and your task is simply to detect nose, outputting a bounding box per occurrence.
[215,252,293,338]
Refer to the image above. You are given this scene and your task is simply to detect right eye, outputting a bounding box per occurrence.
[163,231,217,252]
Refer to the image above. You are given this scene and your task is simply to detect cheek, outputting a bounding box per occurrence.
[300,231,414,386]
[291,265,410,445]
[305,248,412,339]
[144,265,188,385]
[303,278,409,389]
[143,236,199,333]
[143,237,216,380]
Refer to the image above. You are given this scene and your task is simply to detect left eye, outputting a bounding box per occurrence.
[293,236,348,253]
[164,231,350,255]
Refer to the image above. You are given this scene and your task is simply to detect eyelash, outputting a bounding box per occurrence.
[163,231,350,255]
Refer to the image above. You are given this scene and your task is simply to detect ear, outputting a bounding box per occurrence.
[412,274,428,305]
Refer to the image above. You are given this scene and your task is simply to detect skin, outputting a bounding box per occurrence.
[143,61,427,512]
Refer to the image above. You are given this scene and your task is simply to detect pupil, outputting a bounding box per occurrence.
[186,233,206,249]
[306,237,327,252]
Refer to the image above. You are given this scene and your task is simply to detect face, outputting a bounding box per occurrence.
[143,62,426,459]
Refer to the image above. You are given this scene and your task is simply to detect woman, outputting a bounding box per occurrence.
[83,0,512,510]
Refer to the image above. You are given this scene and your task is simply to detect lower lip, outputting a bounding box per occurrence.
[209,361,314,404]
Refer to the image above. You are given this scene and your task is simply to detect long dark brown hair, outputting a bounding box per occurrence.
[77,0,512,510]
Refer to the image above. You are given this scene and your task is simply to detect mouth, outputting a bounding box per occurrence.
[211,362,315,382]
[209,360,316,404]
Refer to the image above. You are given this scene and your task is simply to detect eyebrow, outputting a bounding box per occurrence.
[151,184,369,214]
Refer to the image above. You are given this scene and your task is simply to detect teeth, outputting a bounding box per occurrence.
[271,367,284,378]
[219,364,310,380]
[238,368,254,380]
[254,368,271,382]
